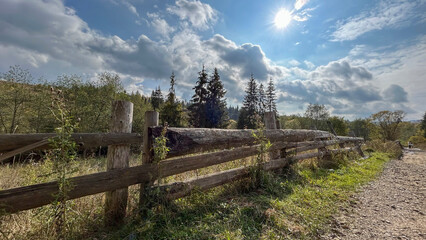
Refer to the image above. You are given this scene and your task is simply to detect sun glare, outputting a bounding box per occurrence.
[274,8,292,29]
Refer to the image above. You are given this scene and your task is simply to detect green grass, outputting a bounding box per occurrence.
[99,152,391,240]
[1,151,392,240]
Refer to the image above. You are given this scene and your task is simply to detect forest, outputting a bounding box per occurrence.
[1,65,425,146]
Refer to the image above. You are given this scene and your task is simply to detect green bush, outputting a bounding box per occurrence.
[408,135,426,144]
[364,140,402,159]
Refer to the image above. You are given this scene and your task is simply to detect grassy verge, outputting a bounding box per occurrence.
[1,150,393,239]
[100,152,392,240]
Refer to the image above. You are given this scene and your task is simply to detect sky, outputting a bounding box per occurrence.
[0,0,425,120]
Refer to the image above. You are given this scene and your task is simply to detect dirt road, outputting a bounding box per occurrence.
[322,149,426,240]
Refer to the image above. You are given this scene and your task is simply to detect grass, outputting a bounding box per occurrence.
[0,148,393,239]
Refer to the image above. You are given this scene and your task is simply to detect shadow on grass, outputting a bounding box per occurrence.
[96,163,339,240]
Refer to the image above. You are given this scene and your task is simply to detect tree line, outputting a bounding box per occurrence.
[1,65,425,146]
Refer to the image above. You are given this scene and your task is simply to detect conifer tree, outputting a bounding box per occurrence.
[258,83,266,116]
[237,74,260,129]
[206,68,228,128]
[160,72,184,126]
[188,66,209,127]
[150,86,163,111]
[266,78,278,117]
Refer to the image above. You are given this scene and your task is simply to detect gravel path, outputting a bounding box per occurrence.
[322,149,426,240]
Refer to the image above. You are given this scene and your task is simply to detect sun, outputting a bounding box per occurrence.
[274,8,292,29]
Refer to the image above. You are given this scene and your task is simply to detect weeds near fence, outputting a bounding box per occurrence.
[141,125,171,217]
[46,88,78,238]
[250,126,272,188]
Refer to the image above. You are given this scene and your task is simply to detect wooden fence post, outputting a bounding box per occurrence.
[355,140,365,157]
[139,111,159,210]
[264,112,282,160]
[105,101,133,226]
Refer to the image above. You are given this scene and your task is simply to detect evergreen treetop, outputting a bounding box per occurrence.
[266,78,278,116]
[188,65,209,127]
[243,74,258,112]
[258,83,266,115]
[206,68,228,128]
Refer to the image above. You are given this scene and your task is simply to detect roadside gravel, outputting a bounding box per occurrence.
[322,149,426,240]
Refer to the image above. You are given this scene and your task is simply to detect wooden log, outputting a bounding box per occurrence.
[163,151,324,200]
[264,112,280,161]
[0,164,157,214]
[0,141,287,214]
[140,111,159,209]
[0,133,142,153]
[158,141,291,177]
[335,136,364,143]
[142,111,159,164]
[0,139,49,164]
[105,101,133,226]
[264,112,277,130]
[287,140,339,155]
[0,136,362,214]
[152,127,334,158]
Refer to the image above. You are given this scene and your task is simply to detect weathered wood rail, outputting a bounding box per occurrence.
[0,102,364,227]
[0,133,143,153]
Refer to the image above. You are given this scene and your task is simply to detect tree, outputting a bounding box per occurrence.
[0,65,33,133]
[227,106,239,121]
[150,86,164,111]
[237,74,260,129]
[304,103,329,130]
[349,118,370,139]
[421,112,426,138]
[328,116,348,136]
[54,72,124,133]
[370,110,405,141]
[206,68,228,128]
[160,72,184,127]
[188,66,209,127]
[28,78,56,133]
[258,83,266,116]
[266,78,278,117]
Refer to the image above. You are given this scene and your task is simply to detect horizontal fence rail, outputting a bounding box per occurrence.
[151,127,337,157]
[0,133,143,153]
[0,136,362,214]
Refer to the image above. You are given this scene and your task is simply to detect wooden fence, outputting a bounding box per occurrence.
[0,101,364,226]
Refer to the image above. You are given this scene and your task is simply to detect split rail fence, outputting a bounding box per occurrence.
[0,101,364,226]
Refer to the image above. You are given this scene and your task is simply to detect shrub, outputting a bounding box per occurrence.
[408,135,426,144]
[364,140,402,159]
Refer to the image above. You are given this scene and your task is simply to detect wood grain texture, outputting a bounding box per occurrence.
[0,133,142,153]
[152,127,334,158]
[105,101,133,225]
[0,139,49,163]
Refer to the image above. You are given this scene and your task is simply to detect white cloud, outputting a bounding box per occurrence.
[123,1,139,17]
[293,7,315,22]
[331,0,423,41]
[289,59,301,66]
[147,13,175,39]
[294,0,309,10]
[304,60,315,69]
[167,0,217,30]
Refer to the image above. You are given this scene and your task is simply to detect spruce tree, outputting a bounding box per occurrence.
[188,66,209,127]
[206,68,228,128]
[266,78,278,117]
[237,74,260,129]
[160,72,184,126]
[258,83,266,116]
[150,86,163,111]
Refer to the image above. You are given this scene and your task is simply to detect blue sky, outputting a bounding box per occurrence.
[0,0,425,120]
